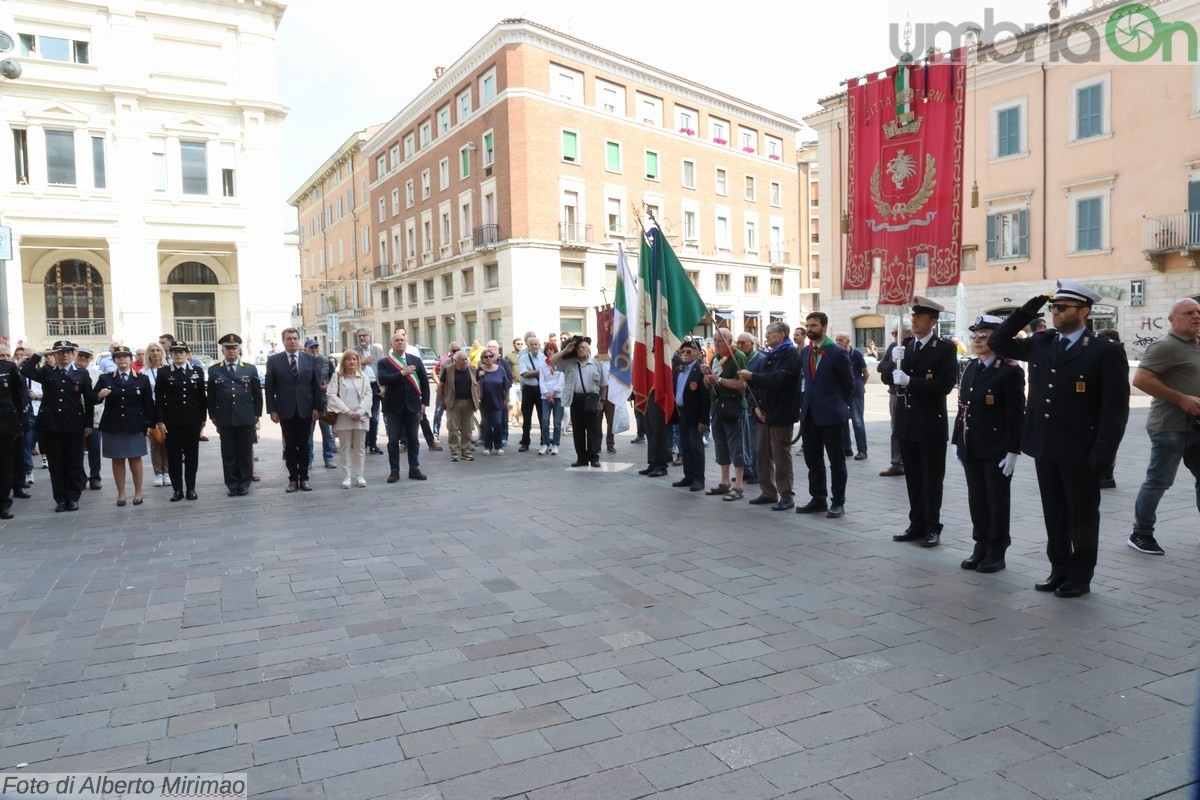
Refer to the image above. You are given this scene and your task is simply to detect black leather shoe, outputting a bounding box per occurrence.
[920,532,940,547]
[1034,571,1067,592]
[637,466,654,475]
[65,501,79,511]
[368,446,385,455]
[386,470,400,483]
[1054,582,1090,598]
[961,544,986,570]
[826,503,845,518]
[227,489,238,497]
[236,488,249,496]
[590,461,601,468]
[770,500,794,511]
[570,460,588,467]
[299,481,312,491]
[672,479,691,487]
[409,469,427,480]
[186,491,198,500]
[892,529,923,542]
[12,489,30,499]
[689,481,704,491]
[54,502,66,512]
[795,499,828,514]
[748,495,779,505]
[976,560,1006,573]
[518,444,529,452]
[0,510,12,520]
[170,491,184,502]
[646,467,668,477]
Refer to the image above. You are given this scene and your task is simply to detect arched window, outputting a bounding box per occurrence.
[44,259,107,335]
[167,261,219,284]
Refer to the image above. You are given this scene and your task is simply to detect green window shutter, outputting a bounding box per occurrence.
[986,214,997,261]
[1018,209,1029,257]
[606,141,620,171]
[562,131,578,161]
[460,149,470,177]
[645,151,658,179]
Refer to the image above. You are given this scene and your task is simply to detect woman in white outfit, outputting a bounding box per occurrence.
[326,350,371,487]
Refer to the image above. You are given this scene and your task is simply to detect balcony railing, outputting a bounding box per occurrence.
[374,264,390,279]
[45,317,108,338]
[560,222,593,246]
[1144,212,1200,252]
[473,224,499,249]
[768,249,790,264]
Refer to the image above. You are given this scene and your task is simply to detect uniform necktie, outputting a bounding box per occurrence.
[1058,335,1070,354]
[228,363,236,376]
[289,354,297,377]
[914,340,923,353]
[120,372,127,384]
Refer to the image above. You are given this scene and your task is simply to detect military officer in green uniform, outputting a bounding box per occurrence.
[207,333,262,496]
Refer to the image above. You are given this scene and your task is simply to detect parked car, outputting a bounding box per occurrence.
[410,344,439,376]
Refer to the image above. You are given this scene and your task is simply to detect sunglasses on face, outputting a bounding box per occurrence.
[1050,303,1082,312]
[971,333,991,341]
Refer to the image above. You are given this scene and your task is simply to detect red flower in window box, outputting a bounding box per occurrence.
[768,154,781,160]
[743,146,756,153]
[713,137,728,145]
[679,127,695,136]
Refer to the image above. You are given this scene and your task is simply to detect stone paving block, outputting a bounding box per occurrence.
[606,695,708,734]
[751,739,885,792]
[633,745,729,791]
[920,774,1043,799]
[490,730,554,764]
[147,724,236,761]
[526,764,654,800]
[541,717,622,751]
[779,705,893,749]
[672,710,762,746]
[999,752,1106,799]
[448,703,572,746]
[1059,731,1179,779]
[923,727,1054,782]
[319,760,428,800]
[689,679,777,713]
[298,736,403,782]
[831,756,956,800]
[252,728,338,765]
[436,748,601,800]
[395,699,479,733]
[706,729,801,769]
[855,719,959,762]
[560,684,655,719]
[513,677,589,707]
[585,725,693,770]
[55,719,166,757]
[1056,750,1194,800]
[237,715,291,744]
[417,741,501,782]
[914,672,1021,709]
[1077,687,1184,726]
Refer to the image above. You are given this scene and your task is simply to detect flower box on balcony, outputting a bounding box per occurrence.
[768,154,781,160]
[679,127,695,136]
[712,137,728,145]
[742,146,756,153]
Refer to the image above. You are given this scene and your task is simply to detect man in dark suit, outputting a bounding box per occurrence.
[880,296,958,547]
[796,312,855,518]
[208,333,263,496]
[21,340,94,512]
[156,340,208,501]
[738,320,801,511]
[265,327,323,492]
[670,339,711,492]
[376,328,429,482]
[0,347,29,518]
[953,315,1026,574]
[990,279,1130,598]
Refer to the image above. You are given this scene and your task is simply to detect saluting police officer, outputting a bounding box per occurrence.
[207,334,263,496]
[155,340,207,501]
[0,349,28,519]
[990,279,1130,598]
[20,340,94,512]
[953,315,1026,574]
[879,296,959,548]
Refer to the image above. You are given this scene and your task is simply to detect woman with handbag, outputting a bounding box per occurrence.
[326,350,371,487]
[549,338,606,468]
[703,328,749,501]
[476,349,511,455]
[94,346,156,506]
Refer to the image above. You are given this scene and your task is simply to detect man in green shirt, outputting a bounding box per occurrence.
[703,328,749,500]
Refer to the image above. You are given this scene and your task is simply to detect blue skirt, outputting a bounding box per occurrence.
[102,431,148,459]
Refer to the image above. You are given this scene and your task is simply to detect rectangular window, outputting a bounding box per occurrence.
[560,261,584,287]
[771,277,783,296]
[421,170,431,199]
[460,146,471,179]
[45,129,76,186]
[462,267,475,294]
[605,141,621,173]
[91,135,106,189]
[457,88,472,121]
[715,273,730,292]
[745,275,758,294]
[441,274,454,298]
[636,92,663,126]
[425,278,435,301]
[391,189,400,216]
[740,128,757,152]
[439,158,449,190]
[377,198,386,223]
[419,120,432,147]
[459,200,472,239]
[362,227,370,254]
[710,118,729,144]
[1077,83,1103,140]
[1075,197,1103,251]
[597,80,624,115]
[683,210,697,241]
[675,106,697,135]
[997,105,1021,157]
[406,179,414,208]
[13,129,29,184]
[377,155,386,180]
[485,262,499,289]
[770,181,781,206]
[716,216,730,249]
[745,220,757,251]
[441,211,451,245]
[483,132,494,166]
[715,168,727,195]
[551,65,584,103]
[437,105,451,135]
[562,130,579,163]
[986,209,1029,260]
[403,134,415,160]
[480,71,496,103]
[645,150,659,181]
[682,159,696,189]
[606,198,623,235]
[389,145,400,170]
[744,175,756,202]
[180,139,208,195]
[22,34,89,64]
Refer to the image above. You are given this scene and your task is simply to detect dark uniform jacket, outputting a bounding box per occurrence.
[94,371,156,435]
[0,361,27,437]
[20,356,94,433]
[953,358,1025,460]
[670,361,711,427]
[207,361,263,427]
[377,351,430,413]
[879,334,958,442]
[751,343,801,425]
[990,314,1129,467]
[155,363,209,427]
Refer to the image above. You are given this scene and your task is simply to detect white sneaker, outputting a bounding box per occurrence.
[356,476,367,488]
[495,448,504,455]
[550,445,559,455]
[25,472,33,485]
[153,475,164,487]
[342,477,351,489]
[481,449,490,455]
[537,445,548,455]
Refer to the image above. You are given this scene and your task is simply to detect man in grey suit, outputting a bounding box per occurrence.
[265,327,323,492]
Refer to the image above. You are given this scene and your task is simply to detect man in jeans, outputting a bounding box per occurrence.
[354,328,385,455]
[1129,297,1200,556]
[737,333,764,483]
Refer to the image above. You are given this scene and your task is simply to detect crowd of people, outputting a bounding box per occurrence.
[3,284,1198,603]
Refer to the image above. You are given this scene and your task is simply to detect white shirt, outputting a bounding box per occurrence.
[538,360,564,399]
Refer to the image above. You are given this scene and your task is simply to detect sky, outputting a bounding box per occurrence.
[275,0,1055,228]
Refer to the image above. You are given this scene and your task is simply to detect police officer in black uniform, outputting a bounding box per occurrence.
[0,350,28,519]
[155,340,207,501]
[990,279,1130,598]
[953,315,1026,573]
[20,340,94,512]
[879,296,958,547]
[207,333,263,496]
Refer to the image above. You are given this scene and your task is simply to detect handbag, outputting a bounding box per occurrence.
[149,425,166,445]
[577,363,600,413]
[322,374,341,425]
[714,393,742,423]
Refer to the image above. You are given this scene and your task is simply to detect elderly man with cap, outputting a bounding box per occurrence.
[207,333,263,496]
[305,338,337,471]
[953,315,1026,573]
[20,340,94,512]
[670,338,710,491]
[990,279,1130,597]
[155,340,207,500]
[879,296,958,548]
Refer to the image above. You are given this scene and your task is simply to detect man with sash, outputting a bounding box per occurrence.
[377,328,430,482]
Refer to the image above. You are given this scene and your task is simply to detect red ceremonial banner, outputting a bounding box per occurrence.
[845,53,965,307]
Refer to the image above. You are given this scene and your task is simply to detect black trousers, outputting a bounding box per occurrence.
[166,424,201,493]
[218,425,255,492]
[899,438,946,534]
[1035,459,1101,583]
[366,381,382,448]
[644,398,670,469]
[569,398,601,464]
[40,430,84,504]
[519,385,543,446]
[802,418,848,503]
[0,432,17,506]
[280,416,312,482]
[678,422,705,484]
[961,455,1011,557]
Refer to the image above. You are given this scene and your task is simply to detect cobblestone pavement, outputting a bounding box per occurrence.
[0,384,1195,799]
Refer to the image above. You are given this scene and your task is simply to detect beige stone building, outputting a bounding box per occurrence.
[363,18,806,354]
[805,0,1200,353]
[289,125,382,353]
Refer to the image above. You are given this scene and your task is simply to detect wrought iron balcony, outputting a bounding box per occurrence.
[473,224,499,249]
[44,317,107,337]
[560,222,593,247]
[1143,212,1200,270]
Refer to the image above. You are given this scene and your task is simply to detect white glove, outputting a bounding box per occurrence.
[954,445,960,459]
[892,370,910,387]
[891,346,905,363]
[999,452,1019,477]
